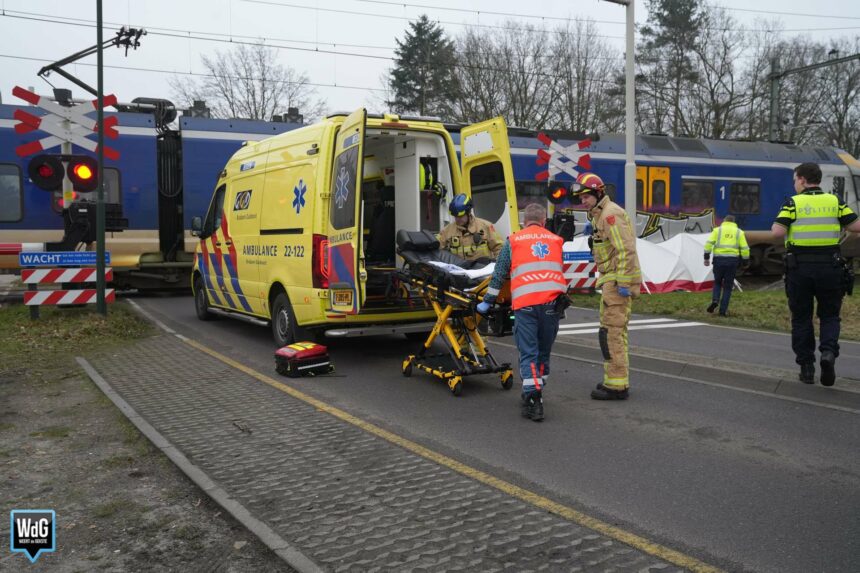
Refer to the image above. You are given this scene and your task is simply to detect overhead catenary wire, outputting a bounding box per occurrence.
[241,0,860,33]
[0,53,389,93]
[0,13,623,87]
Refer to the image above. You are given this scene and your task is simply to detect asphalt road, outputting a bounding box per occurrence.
[131,293,860,573]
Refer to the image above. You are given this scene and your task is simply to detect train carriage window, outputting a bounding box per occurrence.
[832,176,845,202]
[729,182,760,214]
[636,179,644,209]
[652,180,666,207]
[0,164,23,222]
[515,180,549,209]
[681,180,714,211]
[605,183,617,202]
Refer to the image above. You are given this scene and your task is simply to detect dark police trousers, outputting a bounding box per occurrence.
[785,262,844,365]
[711,256,739,315]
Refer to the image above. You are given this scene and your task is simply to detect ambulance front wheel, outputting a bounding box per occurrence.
[194,276,214,321]
[271,293,298,347]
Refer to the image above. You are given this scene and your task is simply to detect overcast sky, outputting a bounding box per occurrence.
[1,0,858,115]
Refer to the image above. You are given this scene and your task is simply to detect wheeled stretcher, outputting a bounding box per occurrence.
[395,230,514,396]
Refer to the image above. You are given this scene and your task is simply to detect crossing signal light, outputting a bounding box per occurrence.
[28,154,64,191]
[66,155,98,192]
[546,182,570,205]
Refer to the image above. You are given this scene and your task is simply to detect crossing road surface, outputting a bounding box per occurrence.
[129,294,860,573]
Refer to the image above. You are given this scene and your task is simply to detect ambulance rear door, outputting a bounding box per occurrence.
[459,117,520,238]
[327,108,367,314]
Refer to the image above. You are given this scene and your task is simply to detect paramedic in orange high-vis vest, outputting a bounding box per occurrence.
[478,203,567,422]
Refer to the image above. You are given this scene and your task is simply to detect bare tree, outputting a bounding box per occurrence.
[550,20,625,133]
[816,37,860,156]
[685,5,748,138]
[450,28,508,123]
[169,42,326,121]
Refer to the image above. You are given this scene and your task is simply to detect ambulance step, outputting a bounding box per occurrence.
[209,307,269,327]
[325,322,435,338]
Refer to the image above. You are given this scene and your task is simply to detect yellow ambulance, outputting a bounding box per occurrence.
[190,109,519,346]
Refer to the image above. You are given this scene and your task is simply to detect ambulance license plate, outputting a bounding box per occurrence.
[333,290,353,306]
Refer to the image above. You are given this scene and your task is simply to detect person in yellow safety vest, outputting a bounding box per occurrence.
[437,194,504,261]
[572,172,642,400]
[704,215,750,316]
[771,162,860,386]
[477,203,567,421]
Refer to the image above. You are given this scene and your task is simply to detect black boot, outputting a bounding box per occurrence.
[531,391,544,422]
[707,302,718,313]
[591,383,629,400]
[799,363,815,384]
[521,392,534,419]
[820,352,836,387]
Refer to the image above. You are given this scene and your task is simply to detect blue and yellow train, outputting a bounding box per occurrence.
[1,101,858,287]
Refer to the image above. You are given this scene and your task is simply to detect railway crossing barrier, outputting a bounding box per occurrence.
[19,251,113,319]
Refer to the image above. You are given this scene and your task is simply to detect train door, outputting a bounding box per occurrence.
[327,108,367,315]
[635,166,670,210]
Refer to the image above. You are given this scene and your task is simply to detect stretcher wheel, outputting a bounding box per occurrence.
[501,371,513,390]
[450,379,463,396]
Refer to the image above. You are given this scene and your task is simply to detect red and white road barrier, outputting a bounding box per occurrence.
[22,268,113,284]
[0,243,43,256]
[564,261,598,291]
[24,289,115,306]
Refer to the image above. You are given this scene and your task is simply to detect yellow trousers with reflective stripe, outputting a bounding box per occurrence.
[599,282,634,389]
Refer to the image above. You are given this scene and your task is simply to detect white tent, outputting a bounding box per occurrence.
[564,233,715,293]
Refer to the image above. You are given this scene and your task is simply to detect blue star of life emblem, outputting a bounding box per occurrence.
[334,167,350,208]
[292,179,306,214]
[532,241,550,259]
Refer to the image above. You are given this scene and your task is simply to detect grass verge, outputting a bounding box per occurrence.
[571,286,860,341]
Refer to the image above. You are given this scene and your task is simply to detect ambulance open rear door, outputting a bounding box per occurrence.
[327,108,367,315]
[459,117,520,238]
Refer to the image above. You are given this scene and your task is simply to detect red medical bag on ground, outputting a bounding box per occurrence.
[275,342,334,377]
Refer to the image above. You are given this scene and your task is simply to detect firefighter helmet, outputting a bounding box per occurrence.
[449,194,473,217]
[570,172,606,196]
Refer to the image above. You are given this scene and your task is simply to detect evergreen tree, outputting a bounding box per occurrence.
[637,0,705,134]
[389,15,459,118]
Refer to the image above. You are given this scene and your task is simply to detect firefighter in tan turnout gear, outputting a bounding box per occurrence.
[438,194,504,261]
[573,172,642,400]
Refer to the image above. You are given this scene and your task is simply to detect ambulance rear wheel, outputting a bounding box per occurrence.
[194,277,213,321]
[272,293,297,347]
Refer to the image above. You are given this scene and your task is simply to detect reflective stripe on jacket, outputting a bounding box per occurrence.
[705,221,750,259]
[589,196,641,287]
[784,193,841,248]
[509,225,565,310]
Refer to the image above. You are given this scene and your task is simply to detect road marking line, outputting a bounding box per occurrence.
[560,317,677,329]
[180,335,724,573]
[491,340,860,415]
[560,322,705,335]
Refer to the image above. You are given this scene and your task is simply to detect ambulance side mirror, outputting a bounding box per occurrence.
[191,216,203,237]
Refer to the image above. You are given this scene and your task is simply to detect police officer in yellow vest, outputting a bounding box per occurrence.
[572,172,642,400]
[438,194,503,261]
[704,215,750,316]
[772,162,860,386]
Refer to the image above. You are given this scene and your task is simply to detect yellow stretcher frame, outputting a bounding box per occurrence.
[398,271,514,396]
